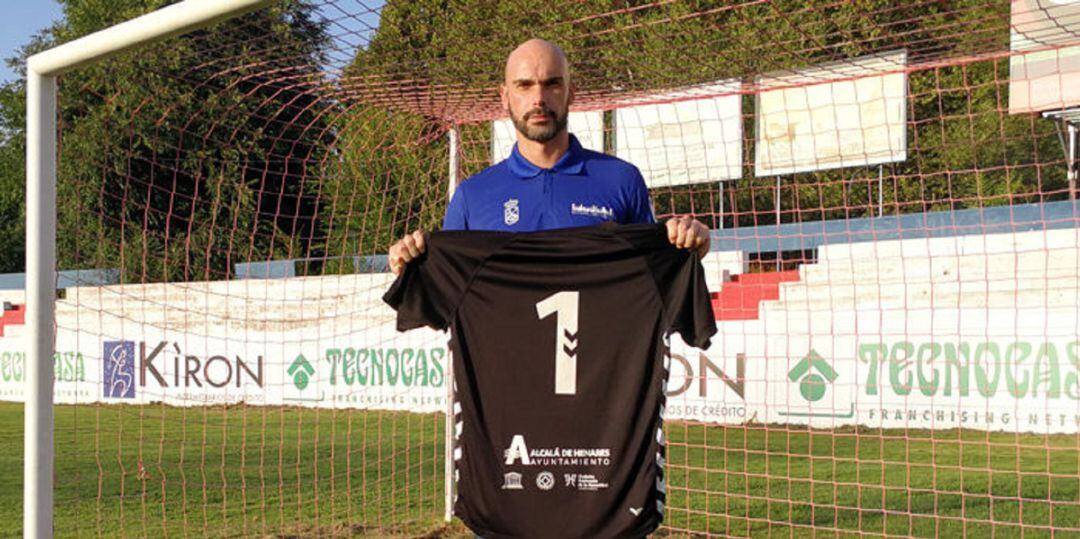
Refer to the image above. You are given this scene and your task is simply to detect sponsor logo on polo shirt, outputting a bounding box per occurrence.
[570,203,614,220]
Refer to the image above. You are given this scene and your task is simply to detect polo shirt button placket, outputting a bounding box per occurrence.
[543,169,554,217]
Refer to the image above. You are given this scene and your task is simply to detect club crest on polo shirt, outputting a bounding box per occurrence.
[503,198,520,225]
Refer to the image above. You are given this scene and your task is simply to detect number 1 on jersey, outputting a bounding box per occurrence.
[535,291,579,395]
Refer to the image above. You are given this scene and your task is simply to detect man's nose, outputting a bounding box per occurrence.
[528,85,546,107]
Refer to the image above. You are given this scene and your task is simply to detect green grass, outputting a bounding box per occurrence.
[1,403,1079,537]
[661,424,1080,538]
[0,403,459,538]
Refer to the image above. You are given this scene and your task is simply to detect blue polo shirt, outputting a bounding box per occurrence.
[443,134,655,231]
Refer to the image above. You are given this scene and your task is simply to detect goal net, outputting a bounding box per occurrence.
[7,0,1080,536]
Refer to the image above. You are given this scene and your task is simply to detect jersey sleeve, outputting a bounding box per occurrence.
[664,252,716,348]
[628,226,716,348]
[382,231,504,331]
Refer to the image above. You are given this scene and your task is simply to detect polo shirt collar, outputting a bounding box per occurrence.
[507,134,586,178]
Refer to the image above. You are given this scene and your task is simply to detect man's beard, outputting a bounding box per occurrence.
[510,105,568,143]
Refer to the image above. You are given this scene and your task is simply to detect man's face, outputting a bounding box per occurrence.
[501,46,574,143]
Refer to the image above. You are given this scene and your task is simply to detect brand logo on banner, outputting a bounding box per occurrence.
[0,352,23,383]
[666,350,746,399]
[663,345,750,422]
[139,341,264,389]
[103,340,136,399]
[859,340,1080,400]
[102,340,263,398]
[283,345,449,407]
[288,354,315,390]
[284,353,324,402]
[788,350,837,402]
[777,349,853,419]
[324,346,447,388]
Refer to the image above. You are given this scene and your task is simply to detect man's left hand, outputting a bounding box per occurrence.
[665,215,710,258]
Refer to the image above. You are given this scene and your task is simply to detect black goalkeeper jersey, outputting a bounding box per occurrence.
[383,222,716,539]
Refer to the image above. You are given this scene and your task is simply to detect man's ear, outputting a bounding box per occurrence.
[499,83,509,112]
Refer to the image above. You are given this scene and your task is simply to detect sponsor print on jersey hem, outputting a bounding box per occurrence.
[504,435,613,466]
[570,203,614,219]
[502,472,524,490]
[564,473,609,491]
[536,471,555,490]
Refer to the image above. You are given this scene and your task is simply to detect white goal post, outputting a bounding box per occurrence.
[23,2,274,537]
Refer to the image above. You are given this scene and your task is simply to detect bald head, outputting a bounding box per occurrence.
[500,39,575,144]
[504,39,571,85]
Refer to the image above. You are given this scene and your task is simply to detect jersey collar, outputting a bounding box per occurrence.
[507,134,586,178]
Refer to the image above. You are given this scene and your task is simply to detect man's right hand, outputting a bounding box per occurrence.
[389,230,426,275]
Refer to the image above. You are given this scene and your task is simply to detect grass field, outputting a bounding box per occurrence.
[1,402,1078,537]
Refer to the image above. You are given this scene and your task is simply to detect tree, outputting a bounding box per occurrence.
[339,0,1066,235]
[0,0,334,282]
[0,78,26,273]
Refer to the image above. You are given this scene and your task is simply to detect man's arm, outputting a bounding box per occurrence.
[389,183,470,276]
[624,166,709,257]
[389,231,425,276]
[665,215,710,258]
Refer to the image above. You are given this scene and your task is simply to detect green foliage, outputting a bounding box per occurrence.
[0,80,26,273]
[0,1,1071,278]
[0,0,333,282]
[341,0,1066,231]
[321,105,448,270]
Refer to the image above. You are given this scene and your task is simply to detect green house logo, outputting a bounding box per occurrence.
[288,354,315,390]
[788,350,838,402]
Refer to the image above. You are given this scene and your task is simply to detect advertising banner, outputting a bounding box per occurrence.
[755,51,908,176]
[614,81,743,187]
[1009,0,1080,114]
[2,230,1077,435]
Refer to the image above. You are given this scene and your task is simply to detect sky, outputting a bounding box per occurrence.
[0,0,64,83]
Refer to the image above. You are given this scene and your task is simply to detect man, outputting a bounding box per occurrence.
[385,40,716,538]
[388,38,710,274]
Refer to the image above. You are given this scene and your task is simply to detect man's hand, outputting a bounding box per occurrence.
[389,230,426,275]
[665,216,710,258]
